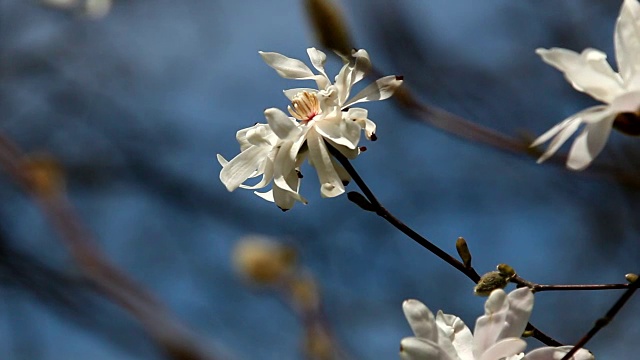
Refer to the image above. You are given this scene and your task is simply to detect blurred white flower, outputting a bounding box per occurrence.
[218,48,402,210]
[400,288,593,360]
[531,0,640,170]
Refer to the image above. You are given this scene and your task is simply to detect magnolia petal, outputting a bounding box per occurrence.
[254,189,274,202]
[273,139,306,198]
[307,130,345,198]
[536,48,624,103]
[217,154,228,167]
[402,299,438,341]
[272,170,306,210]
[435,311,474,360]
[615,0,640,86]
[566,115,615,170]
[334,61,354,106]
[473,289,509,358]
[315,116,361,149]
[264,108,302,141]
[343,75,404,108]
[246,124,276,146]
[346,108,377,140]
[609,90,640,113]
[219,146,270,191]
[524,346,594,360]
[330,157,351,185]
[535,117,583,164]
[499,288,534,340]
[259,51,316,79]
[306,47,330,89]
[399,337,448,360]
[239,148,276,190]
[479,338,527,360]
[351,49,372,86]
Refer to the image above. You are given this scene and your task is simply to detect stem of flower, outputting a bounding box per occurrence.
[511,276,630,292]
[559,277,639,360]
[325,141,563,347]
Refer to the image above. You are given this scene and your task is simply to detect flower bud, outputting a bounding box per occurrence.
[233,235,296,285]
[290,273,320,313]
[304,324,334,360]
[625,273,639,283]
[497,263,516,279]
[455,237,472,268]
[304,0,353,56]
[474,271,509,296]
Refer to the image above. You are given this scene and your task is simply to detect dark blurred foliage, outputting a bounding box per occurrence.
[0,0,639,359]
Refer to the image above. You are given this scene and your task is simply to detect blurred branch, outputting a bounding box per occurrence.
[0,132,221,360]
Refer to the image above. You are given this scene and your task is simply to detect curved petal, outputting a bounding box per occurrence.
[479,338,527,360]
[272,169,307,210]
[273,138,306,197]
[615,0,640,87]
[219,146,270,191]
[259,51,316,79]
[350,49,372,86]
[536,48,624,103]
[254,189,274,202]
[566,115,616,170]
[343,75,404,108]
[534,117,583,164]
[498,288,534,340]
[239,147,276,190]
[436,311,474,360]
[315,116,362,149]
[402,299,438,341]
[400,337,449,360]
[306,129,345,198]
[609,90,640,113]
[264,108,303,141]
[346,108,377,140]
[524,346,594,360]
[474,289,509,358]
[216,154,228,167]
[306,47,330,89]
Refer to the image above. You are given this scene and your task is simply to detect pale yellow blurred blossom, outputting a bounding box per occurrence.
[232,235,296,285]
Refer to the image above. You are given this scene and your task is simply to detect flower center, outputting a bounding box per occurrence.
[288,91,320,123]
[613,110,640,136]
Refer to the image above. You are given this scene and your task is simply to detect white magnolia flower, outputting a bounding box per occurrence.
[218,48,402,210]
[400,288,593,360]
[531,0,640,170]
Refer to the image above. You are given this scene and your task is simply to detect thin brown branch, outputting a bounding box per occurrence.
[326,141,563,347]
[560,277,639,360]
[0,132,220,360]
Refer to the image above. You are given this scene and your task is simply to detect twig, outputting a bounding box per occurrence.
[560,277,639,360]
[511,276,630,292]
[326,141,563,347]
[0,132,220,360]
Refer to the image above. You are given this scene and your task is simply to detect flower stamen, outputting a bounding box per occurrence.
[288,91,320,122]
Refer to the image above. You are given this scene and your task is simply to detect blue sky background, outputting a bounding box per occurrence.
[1,0,639,359]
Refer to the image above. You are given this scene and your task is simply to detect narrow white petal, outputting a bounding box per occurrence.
[343,75,404,108]
[566,115,615,170]
[350,49,372,85]
[264,108,302,141]
[254,189,274,202]
[536,48,624,103]
[273,139,306,199]
[315,116,362,149]
[609,90,640,113]
[239,148,275,190]
[330,157,351,185]
[399,337,445,360]
[524,346,594,360]
[216,154,228,167]
[346,108,377,140]
[259,51,315,79]
[535,117,583,164]
[479,338,527,360]
[219,146,269,191]
[402,299,438,341]
[306,47,330,89]
[473,289,509,358]
[498,288,534,340]
[306,129,345,198]
[435,311,474,360]
[615,0,640,85]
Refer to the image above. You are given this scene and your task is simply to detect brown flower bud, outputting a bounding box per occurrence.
[455,237,472,268]
[625,273,639,283]
[304,0,353,56]
[474,271,509,296]
[20,153,65,197]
